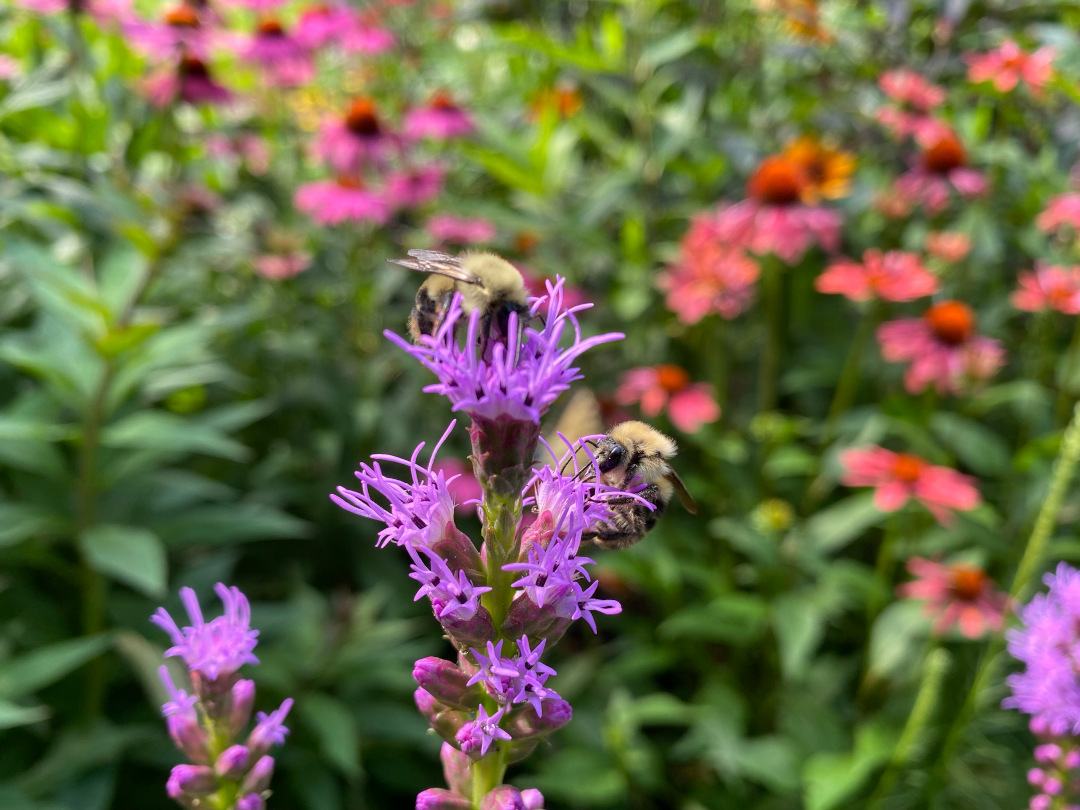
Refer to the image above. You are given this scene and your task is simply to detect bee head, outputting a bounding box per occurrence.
[596,438,627,475]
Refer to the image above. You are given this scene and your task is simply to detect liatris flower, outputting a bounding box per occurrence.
[925,230,972,264]
[334,275,631,805]
[815,249,938,302]
[241,19,313,87]
[781,136,857,204]
[713,153,842,264]
[897,558,1007,638]
[405,91,475,141]
[314,98,394,174]
[152,584,291,809]
[893,129,988,214]
[966,39,1056,96]
[1012,265,1080,314]
[877,300,1005,395]
[839,446,981,526]
[426,215,497,245]
[294,176,391,226]
[615,365,720,433]
[1037,193,1080,235]
[144,56,231,108]
[657,211,760,323]
[1024,741,1080,810]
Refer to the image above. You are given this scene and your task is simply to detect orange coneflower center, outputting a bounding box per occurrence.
[179,56,210,78]
[345,98,381,135]
[783,136,857,203]
[948,565,987,601]
[748,156,806,205]
[164,3,200,27]
[655,365,690,393]
[430,90,458,110]
[257,18,285,36]
[335,174,364,189]
[922,133,966,174]
[925,300,975,345]
[891,453,925,483]
[515,231,540,254]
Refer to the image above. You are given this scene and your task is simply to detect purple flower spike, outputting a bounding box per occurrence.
[166,764,216,799]
[480,785,546,810]
[456,704,512,758]
[408,545,492,621]
[236,794,267,810]
[214,745,251,779]
[414,657,483,710]
[417,788,472,810]
[246,698,293,757]
[240,755,276,794]
[151,583,259,682]
[466,638,559,715]
[386,278,623,424]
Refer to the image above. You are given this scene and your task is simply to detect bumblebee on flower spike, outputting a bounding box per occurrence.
[389,249,529,344]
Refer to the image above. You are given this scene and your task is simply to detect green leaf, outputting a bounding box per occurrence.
[802,493,881,553]
[773,593,826,681]
[0,635,112,700]
[100,411,250,462]
[929,412,1011,477]
[0,699,50,730]
[78,525,167,598]
[738,735,800,793]
[658,594,769,644]
[153,504,309,547]
[0,503,69,548]
[299,693,362,778]
[867,600,928,681]
[639,29,700,71]
[803,722,896,810]
[96,242,150,317]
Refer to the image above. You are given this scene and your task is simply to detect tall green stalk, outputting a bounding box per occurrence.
[758,258,784,413]
[824,302,879,441]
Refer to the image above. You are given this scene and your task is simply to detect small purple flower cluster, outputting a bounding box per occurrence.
[333,278,631,808]
[1005,563,1080,809]
[153,583,292,810]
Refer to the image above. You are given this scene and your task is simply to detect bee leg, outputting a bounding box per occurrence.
[583,489,666,551]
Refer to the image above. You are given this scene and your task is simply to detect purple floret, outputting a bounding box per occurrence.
[151,583,260,681]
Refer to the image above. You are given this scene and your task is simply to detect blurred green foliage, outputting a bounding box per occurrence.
[2,0,1080,808]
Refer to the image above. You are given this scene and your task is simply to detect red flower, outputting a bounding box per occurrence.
[1011,265,1080,315]
[815,249,938,302]
[615,365,720,433]
[966,39,1055,96]
[897,558,1007,639]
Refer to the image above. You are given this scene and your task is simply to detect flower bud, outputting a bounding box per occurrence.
[236,794,266,810]
[479,785,545,810]
[440,605,497,650]
[431,524,486,582]
[226,679,256,739]
[505,698,572,741]
[468,415,540,499]
[415,687,447,721]
[240,755,275,795]
[166,713,210,765]
[500,594,571,646]
[1034,744,1062,764]
[215,744,251,780]
[166,765,216,799]
[504,738,540,765]
[416,788,472,810]
[413,657,482,711]
[440,742,471,796]
[430,707,468,743]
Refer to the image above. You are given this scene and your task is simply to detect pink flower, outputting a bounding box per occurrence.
[1011,265,1080,314]
[314,98,394,175]
[425,215,496,245]
[241,20,313,87]
[966,39,1056,95]
[0,56,21,81]
[615,365,720,433]
[404,91,474,141]
[294,177,391,226]
[341,18,396,53]
[207,132,271,175]
[658,212,760,323]
[123,2,216,60]
[815,249,938,302]
[893,129,988,214]
[294,2,358,49]
[1037,193,1080,234]
[385,165,446,210]
[877,300,1005,395]
[713,155,842,264]
[879,69,947,110]
[143,57,231,107]
[925,231,972,263]
[839,446,981,526]
[431,459,482,516]
[897,558,1007,638]
[254,252,311,280]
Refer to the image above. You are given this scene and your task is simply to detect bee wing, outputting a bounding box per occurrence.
[665,469,697,514]
[388,249,483,286]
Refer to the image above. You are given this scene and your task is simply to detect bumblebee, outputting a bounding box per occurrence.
[388,249,529,344]
[583,421,697,550]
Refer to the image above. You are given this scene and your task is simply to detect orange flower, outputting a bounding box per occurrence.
[528,84,583,122]
[782,136,857,203]
[756,0,832,44]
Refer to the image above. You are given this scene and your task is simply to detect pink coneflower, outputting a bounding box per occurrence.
[254,251,312,280]
[314,98,394,175]
[1037,193,1080,234]
[875,69,947,140]
[206,132,271,175]
[898,558,1007,638]
[241,18,313,87]
[404,91,474,141]
[425,214,496,245]
[877,300,1005,395]
[925,230,972,263]
[615,365,720,433]
[893,129,988,214]
[385,164,446,209]
[713,154,842,264]
[966,39,1056,96]
[839,446,981,526]
[124,2,213,59]
[294,176,391,226]
[294,2,358,49]
[144,56,231,108]
[0,56,20,81]
[815,249,938,302]
[341,16,396,54]
[1012,265,1080,315]
[658,212,760,323]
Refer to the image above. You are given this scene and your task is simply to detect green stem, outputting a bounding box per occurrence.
[470,741,508,807]
[929,402,1080,794]
[824,303,879,441]
[757,260,784,413]
[868,647,950,809]
[1056,317,1080,424]
[709,316,728,412]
